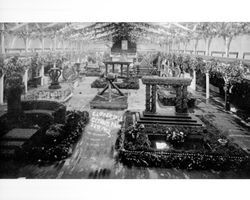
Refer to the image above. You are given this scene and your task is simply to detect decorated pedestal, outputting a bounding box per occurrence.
[142,76,192,114]
[48,66,61,89]
[90,73,128,110]
[23,85,73,103]
[115,111,249,171]
[5,73,24,122]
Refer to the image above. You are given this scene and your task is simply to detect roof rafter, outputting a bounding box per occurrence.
[171,23,193,32]
[10,23,28,31]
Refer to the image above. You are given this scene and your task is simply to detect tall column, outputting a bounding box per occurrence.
[0,74,4,104]
[24,37,29,53]
[41,37,45,52]
[194,38,199,55]
[127,64,129,77]
[183,42,187,54]
[175,86,182,113]
[206,71,209,99]
[182,86,188,113]
[105,63,108,76]
[112,64,114,73]
[62,40,65,51]
[53,34,57,51]
[225,36,232,58]
[151,84,157,113]
[190,69,196,90]
[121,64,123,77]
[0,23,5,54]
[40,65,44,86]
[157,55,161,72]
[145,84,151,113]
[23,69,29,93]
[205,37,212,56]
[24,24,29,53]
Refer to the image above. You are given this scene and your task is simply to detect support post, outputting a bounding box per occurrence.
[23,69,29,94]
[0,74,4,104]
[175,86,182,113]
[41,37,45,52]
[205,37,212,56]
[145,84,151,113]
[53,34,57,51]
[206,71,209,99]
[121,64,123,77]
[151,84,157,113]
[190,69,196,90]
[0,23,5,54]
[182,85,188,113]
[194,38,199,55]
[40,65,44,86]
[105,63,108,76]
[127,64,129,77]
[24,37,29,53]
[225,36,232,58]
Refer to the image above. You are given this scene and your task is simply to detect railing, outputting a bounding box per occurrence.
[210,51,239,58]
[243,52,250,59]
[211,51,225,57]
[185,50,193,54]
[0,48,79,58]
[196,50,206,55]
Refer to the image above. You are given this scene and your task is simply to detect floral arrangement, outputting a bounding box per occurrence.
[124,124,152,151]
[21,110,89,163]
[2,56,31,78]
[116,111,249,170]
[166,127,186,144]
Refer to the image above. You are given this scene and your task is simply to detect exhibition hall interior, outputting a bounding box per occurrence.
[1,22,250,179]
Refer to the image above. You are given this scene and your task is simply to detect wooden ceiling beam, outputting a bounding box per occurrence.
[9,23,28,31]
[171,23,193,32]
[44,23,59,28]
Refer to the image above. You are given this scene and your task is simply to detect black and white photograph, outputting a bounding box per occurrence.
[0,0,250,200]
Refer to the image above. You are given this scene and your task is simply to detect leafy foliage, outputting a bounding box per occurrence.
[116,111,249,170]
[22,110,89,163]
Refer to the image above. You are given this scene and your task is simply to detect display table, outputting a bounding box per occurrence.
[104,61,132,77]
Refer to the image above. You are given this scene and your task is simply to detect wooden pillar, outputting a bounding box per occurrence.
[41,37,45,52]
[145,84,151,113]
[112,64,114,73]
[184,42,187,54]
[194,38,199,55]
[225,36,232,58]
[121,64,123,77]
[24,24,29,53]
[175,86,182,113]
[40,65,44,86]
[108,80,112,102]
[182,85,188,113]
[53,34,57,51]
[0,23,5,54]
[105,63,108,76]
[190,69,196,90]
[23,69,29,94]
[157,55,161,72]
[205,37,212,56]
[206,71,209,99]
[127,64,129,77]
[151,84,157,113]
[24,37,29,53]
[0,74,4,104]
